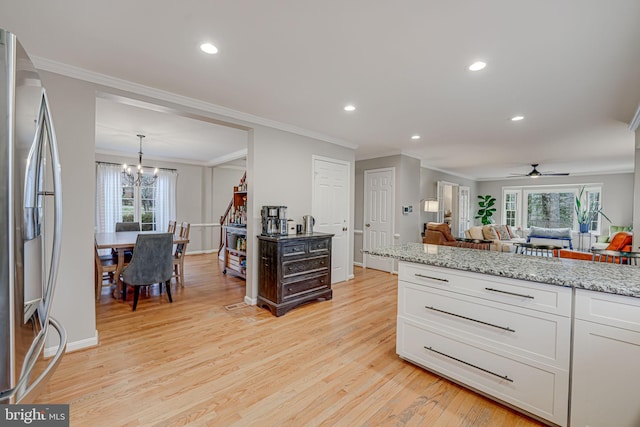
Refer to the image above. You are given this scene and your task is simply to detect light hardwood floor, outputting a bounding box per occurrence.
[36,254,544,426]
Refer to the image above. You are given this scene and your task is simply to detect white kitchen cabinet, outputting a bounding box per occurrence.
[397,262,571,426]
[571,289,640,427]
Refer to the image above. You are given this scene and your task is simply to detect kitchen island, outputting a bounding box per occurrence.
[365,243,640,427]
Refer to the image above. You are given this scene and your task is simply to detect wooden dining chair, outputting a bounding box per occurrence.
[167,220,177,234]
[95,240,117,301]
[121,233,174,311]
[172,222,190,287]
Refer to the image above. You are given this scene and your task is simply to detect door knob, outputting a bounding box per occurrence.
[365,224,371,227]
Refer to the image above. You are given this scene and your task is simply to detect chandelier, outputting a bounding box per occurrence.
[122,134,159,186]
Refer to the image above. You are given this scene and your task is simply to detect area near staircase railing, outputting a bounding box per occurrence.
[218,172,247,253]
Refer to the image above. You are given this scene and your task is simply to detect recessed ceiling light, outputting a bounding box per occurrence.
[511,115,525,121]
[344,105,356,112]
[411,135,421,140]
[468,61,486,71]
[200,43,218,54]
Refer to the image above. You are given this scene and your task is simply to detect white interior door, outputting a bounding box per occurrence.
[312,157,349,284]
[364,168,394,272]
[458,186,470,237]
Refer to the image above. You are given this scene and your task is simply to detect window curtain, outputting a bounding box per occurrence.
[95,163,122,233]
[154,169,178,232]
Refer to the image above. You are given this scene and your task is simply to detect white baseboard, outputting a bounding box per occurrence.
[353,262,364,267]
[186,249,219,255]
[244,295,257,306]
[45,330,99,357]
[347,273,355,280]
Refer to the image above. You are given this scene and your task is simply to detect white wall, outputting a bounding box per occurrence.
[354,155,422,264]
[248,126,355,303]
[40,71,97,350]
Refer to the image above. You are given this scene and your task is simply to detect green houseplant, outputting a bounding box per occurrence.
[476,195,497,225]
[575,187,610,233]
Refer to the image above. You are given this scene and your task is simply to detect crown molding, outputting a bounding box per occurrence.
[32,56,359,150]
[630,102,640,132]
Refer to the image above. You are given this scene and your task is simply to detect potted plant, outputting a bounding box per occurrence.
[475,195,496,225]
[575,187,610,233]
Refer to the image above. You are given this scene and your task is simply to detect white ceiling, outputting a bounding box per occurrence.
[2,1,639,179]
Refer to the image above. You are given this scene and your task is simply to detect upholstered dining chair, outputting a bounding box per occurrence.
[115,221,141,232]
[121,233,174,311]
[114,221,141,260]
[95,239,117,301]
[172,222,190,287]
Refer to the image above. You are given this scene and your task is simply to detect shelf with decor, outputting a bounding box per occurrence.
[220,172,248,280]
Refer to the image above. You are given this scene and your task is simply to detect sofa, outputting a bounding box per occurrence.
[423,223,491,250]
[464,224,526,252]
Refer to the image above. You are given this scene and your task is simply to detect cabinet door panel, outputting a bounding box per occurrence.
[397,318,568,426]
[398,262,571,316]
[399,281,570,367]
[571,319,640,427]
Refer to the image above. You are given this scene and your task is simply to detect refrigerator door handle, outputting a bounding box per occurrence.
[17,317,67,403]
[0,317,66,402]
[35,91,63,322]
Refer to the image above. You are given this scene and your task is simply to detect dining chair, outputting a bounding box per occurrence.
[167,220,177,234]
[114,222,141,260]
[121,233,174,311]
[95,239,117,301]
[172,222,190,287]
[115,222,141,232]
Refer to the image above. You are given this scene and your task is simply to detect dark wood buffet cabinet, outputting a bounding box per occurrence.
[257,233,333,316]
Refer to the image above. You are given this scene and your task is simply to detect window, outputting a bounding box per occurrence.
[121,175,158,231]
[525,189,574,229]
[502,184,604,233]
[503,191,519,227]
[95,162,177,234]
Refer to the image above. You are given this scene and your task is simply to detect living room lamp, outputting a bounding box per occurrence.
[423,200,439,213]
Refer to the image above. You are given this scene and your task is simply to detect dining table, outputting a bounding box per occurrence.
[95,230,189,299]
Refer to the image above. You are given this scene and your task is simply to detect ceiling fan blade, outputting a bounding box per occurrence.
[541,172,570,176]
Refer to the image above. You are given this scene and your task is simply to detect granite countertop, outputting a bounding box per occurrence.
[364,242,640,298]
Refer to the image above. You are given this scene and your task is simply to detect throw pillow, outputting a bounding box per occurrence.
[605,232,633,251]
[506,225,520,239]
[468,226,484,240]
[494,225,510,240]
[482,225,499,240]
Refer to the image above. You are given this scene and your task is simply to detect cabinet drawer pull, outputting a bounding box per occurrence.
[425,306,515,332]
[414,273,449,283]
[484,287,534,299]
[424,346,514,383]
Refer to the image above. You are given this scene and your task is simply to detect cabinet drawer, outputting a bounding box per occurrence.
[399,282,570,367]
[283,255,329,278]
[575,288,640,332]
[308,238,330,254]
[282,273,329,299]
[397,318,569,426]
[281,242,306,257]
[398,262,571,316]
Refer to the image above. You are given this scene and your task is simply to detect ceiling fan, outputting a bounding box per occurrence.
[510,164,570,178]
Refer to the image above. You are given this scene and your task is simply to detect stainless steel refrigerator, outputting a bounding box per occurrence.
[0,29,67,404]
